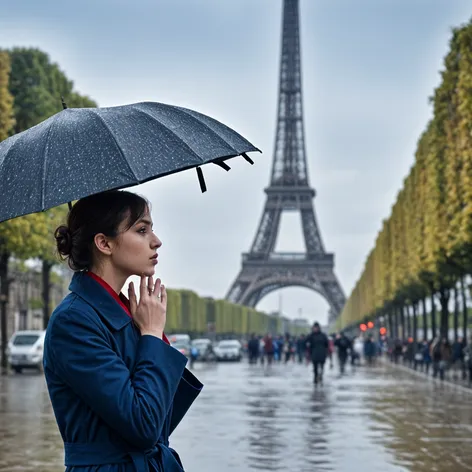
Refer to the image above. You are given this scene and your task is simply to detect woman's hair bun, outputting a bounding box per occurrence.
[55,225,73,256]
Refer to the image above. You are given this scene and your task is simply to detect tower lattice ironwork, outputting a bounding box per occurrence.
[225,0,345,322]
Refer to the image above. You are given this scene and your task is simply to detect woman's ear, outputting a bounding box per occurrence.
[93,233,113,256]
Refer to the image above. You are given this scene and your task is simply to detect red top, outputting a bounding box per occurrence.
[86,271,170,345]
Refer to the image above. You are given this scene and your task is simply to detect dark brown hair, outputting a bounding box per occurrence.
[55,190,149,271]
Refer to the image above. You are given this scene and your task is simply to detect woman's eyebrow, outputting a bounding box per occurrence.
[136,217,153,227]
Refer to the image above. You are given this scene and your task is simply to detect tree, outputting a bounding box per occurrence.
[339,19,472,334]
[0,51,15,141]
[8,48,96,132]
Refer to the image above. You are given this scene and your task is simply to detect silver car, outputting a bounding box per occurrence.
[214,340,242,362]
[7,330,46,373]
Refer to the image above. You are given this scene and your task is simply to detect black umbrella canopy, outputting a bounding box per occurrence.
[0,101,260,223]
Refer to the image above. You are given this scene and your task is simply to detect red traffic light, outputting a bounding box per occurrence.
[367,321,374,329]
[379,327,387,335]
[360,323,367,332]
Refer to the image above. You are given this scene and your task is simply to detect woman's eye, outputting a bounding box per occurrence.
[138,227,146,233]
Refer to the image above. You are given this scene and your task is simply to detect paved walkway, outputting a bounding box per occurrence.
[2,361,472,471]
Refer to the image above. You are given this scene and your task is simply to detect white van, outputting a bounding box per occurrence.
[7,330,46,373]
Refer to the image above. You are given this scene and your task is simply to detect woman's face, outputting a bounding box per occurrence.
[112,209,162,277]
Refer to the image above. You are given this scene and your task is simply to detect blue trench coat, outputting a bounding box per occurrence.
[43,272,203,472]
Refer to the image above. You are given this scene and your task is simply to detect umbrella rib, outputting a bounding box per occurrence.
[40,113,60,210]
[131,107,206,164]
[0,132,21,172]
[173,107,241,156]
[91,110,141,182]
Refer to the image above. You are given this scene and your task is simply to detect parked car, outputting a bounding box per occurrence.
[168,334,191,345]
[191,338,216,362]
[7,330,46,373]
[170,339,191,359]
[214,339,242,362]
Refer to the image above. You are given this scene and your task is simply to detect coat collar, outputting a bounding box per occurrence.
[69,272,133,331]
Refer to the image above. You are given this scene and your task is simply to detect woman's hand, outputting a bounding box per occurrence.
[128,276,167,338]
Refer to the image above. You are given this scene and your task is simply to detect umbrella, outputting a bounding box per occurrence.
[0,101,260,223]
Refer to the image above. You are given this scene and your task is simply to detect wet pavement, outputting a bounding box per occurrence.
[1,359,472,471]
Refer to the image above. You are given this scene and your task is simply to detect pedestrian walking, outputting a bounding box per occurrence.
[451,337,466,380]
[335,332,352,374]
[306,322,329,384]
[328,336,335,369]
[431,337,452,380]
[464,340,472,385]
[421,340,432,374]
[352,336,363,366]
[264,334,275,365]
[43,191,203,472]
[363,334,376,366]
[296,335,306,364]
[248,333,260,364]
[283,334,293,364]
[393,338,403,364]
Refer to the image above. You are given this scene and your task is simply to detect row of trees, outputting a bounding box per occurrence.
[166,288,306,337]
[339,20,472,339]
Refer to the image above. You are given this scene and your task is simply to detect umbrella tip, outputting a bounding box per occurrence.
[214,160,231,172]
[61,96,68,110]
[196,167,207,193]
[242,153,254,165]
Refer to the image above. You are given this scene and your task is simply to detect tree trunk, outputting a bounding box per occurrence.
[0,250,10,374]
[406,305,412,339]
[453,284,459,342]
[42,260,52,330]
[412,303,418,342]
[422,297,428,341]
[389,311,394,338]
[393,307,399,338]
[431,292,437,339]
[438,288,450,339]
[400,304,406,339]
[460,276,468,345]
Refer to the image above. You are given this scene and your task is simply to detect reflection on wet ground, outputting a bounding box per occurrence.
[1,360,472,471]
[0,373,63,472]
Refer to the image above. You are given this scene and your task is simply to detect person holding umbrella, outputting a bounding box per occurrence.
[0,100,260,471]
[44,190,203,471]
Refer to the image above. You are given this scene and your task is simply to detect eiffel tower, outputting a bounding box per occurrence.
[225,0,345,323]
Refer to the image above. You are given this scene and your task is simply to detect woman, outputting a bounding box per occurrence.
[43,190,203,472]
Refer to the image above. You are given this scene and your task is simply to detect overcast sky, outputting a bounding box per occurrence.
[1,0,471,325]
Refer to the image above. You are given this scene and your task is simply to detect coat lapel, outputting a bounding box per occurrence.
[69,272,132,331]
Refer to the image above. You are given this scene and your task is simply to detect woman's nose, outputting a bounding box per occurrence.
[152,234,162,248]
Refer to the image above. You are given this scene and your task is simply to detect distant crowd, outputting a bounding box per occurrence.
[245,322,379,384]
[387,335,472,383]
[245,323,472,386]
